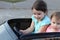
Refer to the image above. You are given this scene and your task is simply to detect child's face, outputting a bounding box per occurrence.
[51,16,60,29]
[32,9,45,20]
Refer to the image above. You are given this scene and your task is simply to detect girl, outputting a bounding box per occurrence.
[20,0,50,34]
[46,11,60,32]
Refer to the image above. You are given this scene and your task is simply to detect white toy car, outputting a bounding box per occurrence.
[0,18,60,40]
[0,18,31,40]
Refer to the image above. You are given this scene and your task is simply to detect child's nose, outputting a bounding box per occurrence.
[54,23,57,27]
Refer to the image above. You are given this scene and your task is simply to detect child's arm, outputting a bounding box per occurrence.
[20,21,34,34]
[37,25,49,33]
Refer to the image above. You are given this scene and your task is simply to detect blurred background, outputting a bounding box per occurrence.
[0,0,60,24]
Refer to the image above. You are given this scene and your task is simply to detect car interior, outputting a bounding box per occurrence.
[8,18,32,39]
[7,18,60,40]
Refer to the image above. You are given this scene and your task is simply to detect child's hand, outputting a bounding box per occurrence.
[19,30,27,34]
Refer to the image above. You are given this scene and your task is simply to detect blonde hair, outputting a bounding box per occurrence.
[50,11,60,20]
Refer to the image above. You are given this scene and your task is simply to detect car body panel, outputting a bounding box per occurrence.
[0,21,18,40]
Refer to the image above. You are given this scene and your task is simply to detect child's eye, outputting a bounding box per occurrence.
[57,23,60,25]
[33,13,36,15]
[53,22,55,24]
[38,13,41,15]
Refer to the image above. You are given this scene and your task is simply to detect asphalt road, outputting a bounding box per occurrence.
[0,0,60,24]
